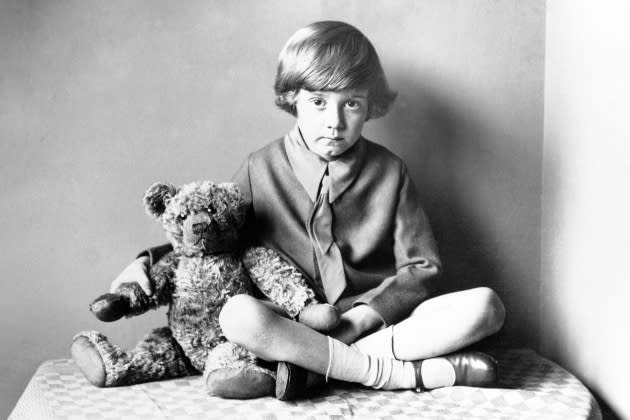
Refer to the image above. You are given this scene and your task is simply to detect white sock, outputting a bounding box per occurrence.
[348,325,457,390]
[326,337,416,390]
[353,325,397,359]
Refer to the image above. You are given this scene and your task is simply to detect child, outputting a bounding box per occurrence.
[112,21,505,399]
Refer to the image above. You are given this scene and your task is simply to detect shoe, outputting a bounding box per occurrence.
[413,351,498,391]
[275,362,308,400]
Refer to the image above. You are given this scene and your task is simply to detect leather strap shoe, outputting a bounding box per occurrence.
[275,361,308,400]
[414,351,498,391]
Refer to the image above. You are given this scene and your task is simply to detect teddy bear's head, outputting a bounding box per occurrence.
[144,181,247,257]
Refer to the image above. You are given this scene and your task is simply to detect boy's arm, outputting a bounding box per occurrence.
[94,250,177,321]
[330,305,385,344]
[353,165,442,326]
[109,243,173,296]
[130,250,177,311]
[138,243,174,268]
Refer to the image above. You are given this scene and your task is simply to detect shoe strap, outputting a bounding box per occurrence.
[414,360,425,392]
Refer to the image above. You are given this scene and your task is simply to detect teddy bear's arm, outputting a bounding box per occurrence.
[242,246,318,319]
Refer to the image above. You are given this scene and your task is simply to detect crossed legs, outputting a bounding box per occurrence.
[354,287,505,360]
[220,287,505,389]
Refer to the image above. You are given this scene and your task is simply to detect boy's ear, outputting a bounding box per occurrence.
[144,183,177,218]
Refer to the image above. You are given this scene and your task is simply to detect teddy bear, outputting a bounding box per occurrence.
[71,181,338,399]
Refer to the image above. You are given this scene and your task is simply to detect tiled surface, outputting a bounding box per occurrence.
[10,349,601,420]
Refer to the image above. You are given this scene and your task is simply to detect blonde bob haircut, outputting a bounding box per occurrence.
[274,21,397,120]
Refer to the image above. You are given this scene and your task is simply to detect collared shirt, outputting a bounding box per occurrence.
[232,129,442,326]
[284,125,365,204]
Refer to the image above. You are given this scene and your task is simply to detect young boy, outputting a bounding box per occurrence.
[113,21,505,399]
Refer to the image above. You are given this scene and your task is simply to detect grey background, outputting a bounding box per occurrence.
[5,0,623,418]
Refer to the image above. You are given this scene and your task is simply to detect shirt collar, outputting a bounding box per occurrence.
[284,124,365,203]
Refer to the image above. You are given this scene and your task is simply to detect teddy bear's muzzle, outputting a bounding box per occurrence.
[192,221,208,235]
[183,214,216,248]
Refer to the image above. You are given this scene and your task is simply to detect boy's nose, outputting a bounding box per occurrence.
[325,107,345,130]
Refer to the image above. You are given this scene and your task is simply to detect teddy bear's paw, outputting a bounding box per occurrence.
[90,293,131,322]
[205,366,275,399]
[298,303,341,332]
[71,333,107,387]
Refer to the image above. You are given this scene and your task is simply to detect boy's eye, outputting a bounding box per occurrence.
[310,98,325,107]
[345,100,360,109]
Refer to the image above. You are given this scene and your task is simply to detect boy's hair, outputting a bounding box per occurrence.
[274,21,396,120]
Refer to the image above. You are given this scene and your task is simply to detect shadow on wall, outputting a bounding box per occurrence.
[381,76,515,346]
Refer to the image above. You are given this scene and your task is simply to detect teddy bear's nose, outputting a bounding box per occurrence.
[191,222,208,235]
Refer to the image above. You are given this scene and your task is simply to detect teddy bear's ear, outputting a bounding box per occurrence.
[219,182,246,226]
[144,182,177,218]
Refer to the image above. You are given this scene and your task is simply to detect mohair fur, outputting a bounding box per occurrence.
[75,181,321,392]
[73,328,195,386]
[243,246,317,318]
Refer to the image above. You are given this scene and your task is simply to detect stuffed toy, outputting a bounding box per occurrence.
[71,181,338,399]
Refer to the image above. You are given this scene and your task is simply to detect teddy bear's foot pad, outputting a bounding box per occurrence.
[205,367,275,399]
[71,336,107,387]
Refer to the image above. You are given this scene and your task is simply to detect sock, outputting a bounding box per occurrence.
[348,325,457,390]
[326,337,416,390]
[353,325,397,359]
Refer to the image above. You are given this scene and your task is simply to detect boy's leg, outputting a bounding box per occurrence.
[220,295,332,374]
[353,287,505,360]
[266,287,503,397]
[220,293,497,393]
[221,295,406,388]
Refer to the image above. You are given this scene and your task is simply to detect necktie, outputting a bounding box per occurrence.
[307,170,347,303]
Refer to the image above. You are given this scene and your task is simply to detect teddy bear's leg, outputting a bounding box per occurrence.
[203,341,276,399]
[72,327,196,387]
[243,246,340,331]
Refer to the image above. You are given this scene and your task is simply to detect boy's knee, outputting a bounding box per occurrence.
[219,294,273,347]
[473,287,505,333]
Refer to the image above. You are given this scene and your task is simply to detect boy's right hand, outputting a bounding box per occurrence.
[109,256,153,296]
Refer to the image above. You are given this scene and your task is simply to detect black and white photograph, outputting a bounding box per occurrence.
[2,1,628,419]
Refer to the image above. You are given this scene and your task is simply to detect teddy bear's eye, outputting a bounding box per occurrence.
[177,213,187,221]
[207,205,216,214]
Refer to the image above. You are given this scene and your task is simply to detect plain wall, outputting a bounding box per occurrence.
[541,1,630,417]
[0,1,545,416]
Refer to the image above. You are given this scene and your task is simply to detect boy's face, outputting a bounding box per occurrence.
[294,88,369,160]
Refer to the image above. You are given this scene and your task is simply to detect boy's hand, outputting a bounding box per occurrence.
[109,256,153,296]
[332,304,385,344]
[298,303,340,332]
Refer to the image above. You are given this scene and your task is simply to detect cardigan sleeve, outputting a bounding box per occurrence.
[137,243,173,266]
[231,156,258,247]
[353,165,442,326]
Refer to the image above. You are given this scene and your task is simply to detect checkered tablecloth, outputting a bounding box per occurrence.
[10,349,601,420]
